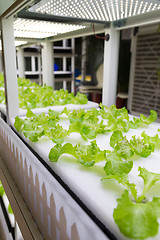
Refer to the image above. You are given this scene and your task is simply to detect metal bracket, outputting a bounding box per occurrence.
[113,19,126,29]
[105,34,110,41]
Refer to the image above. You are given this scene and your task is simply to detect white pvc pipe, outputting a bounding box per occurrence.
[42,41,54,88]
[71,38,75,93]
[102,27,120,107]
[17,47,25,78]
[1,16,19,121]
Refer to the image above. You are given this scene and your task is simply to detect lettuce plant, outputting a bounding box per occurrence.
[49,140,107,167]
[111,167,160,239]
[0,181,4,197]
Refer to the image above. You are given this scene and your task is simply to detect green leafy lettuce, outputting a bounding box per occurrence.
[0,181,4,197]
[138,166,160,202]
[113,190,160,239]
[103,151,133,177]
[46,124,67,144]
[18,87,88,109]
[8,204,13,214]
[0,72,4,87]
[99,104,157,132]
[130,135,154,158]
[49,140,106,167]
[0,90,5,104]
[14,110,61,142]
[110,130,155,159]
[68,119,107,141]
[103,167,160,239]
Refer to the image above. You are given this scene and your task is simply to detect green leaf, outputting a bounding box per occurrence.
[18,77,38,87]
[130,135,154,158]
[46,124,68,144]
[23,120,36,131]
[14,116,24,131]
[113,190,160,239]
[110,130,123,147]
[68,109,85,123]
[48,109,60,119]
[49,143,77,162]
[128,119,139,129]
[141,131,160,145]
[111,131,155,159]
[114,138,135,159]
[0,73,4,87]
[49,144,63,162]
[104,151,133,176]
[75,140,106,167]
[60,143,78,158]
[0,182,4,197]
[67,108,100,126]
[0,90,5,103]
[68,121,87,141]
[26,109,35,118]
[34,112,47,125]
[74,91,88,104]
[23,128,44,142]
[47,118,57,127]
[95,120,107,134]
[130,117,141,129]
[102,174,137,201]
[81,124,97,139]
[18,86,88,109]
[68,115,106,141]
[138,167,160,199]
[8,204,13,214]
[62,107,70,116]
[140,110,157,125]
[100,105,130,132]
[68,120,81,134]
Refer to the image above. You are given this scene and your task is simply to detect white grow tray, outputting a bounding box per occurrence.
[0,117,108,240]
[0,101,99,117]
[5,112,160,240]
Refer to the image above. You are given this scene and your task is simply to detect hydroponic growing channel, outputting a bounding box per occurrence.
[1,0,160,239]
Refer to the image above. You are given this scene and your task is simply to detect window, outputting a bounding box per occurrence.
[67,58,71,71]
[54,58,63,71]
[25,57,32,71]
[35,57,38,71]
[54,41,62,47]
[67,39,71,47]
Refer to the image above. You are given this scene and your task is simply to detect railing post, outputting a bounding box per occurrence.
[42,40,54,88]
[17,47,25,78]
[102,26,120,107]
[1,16,19,122]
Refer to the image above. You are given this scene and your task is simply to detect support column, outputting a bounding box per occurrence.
[63,56,67,91]
[127,31,137,111]
[71,38,75,93]
[42,41,54,88]
[102,27,120,106]
[38,49,42,85]
[31,56,36,72]
[81,37,87,83]
[63,40,68,91]
[17,47,25,78]
[1,16,19,121]
[63,39,68,48]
